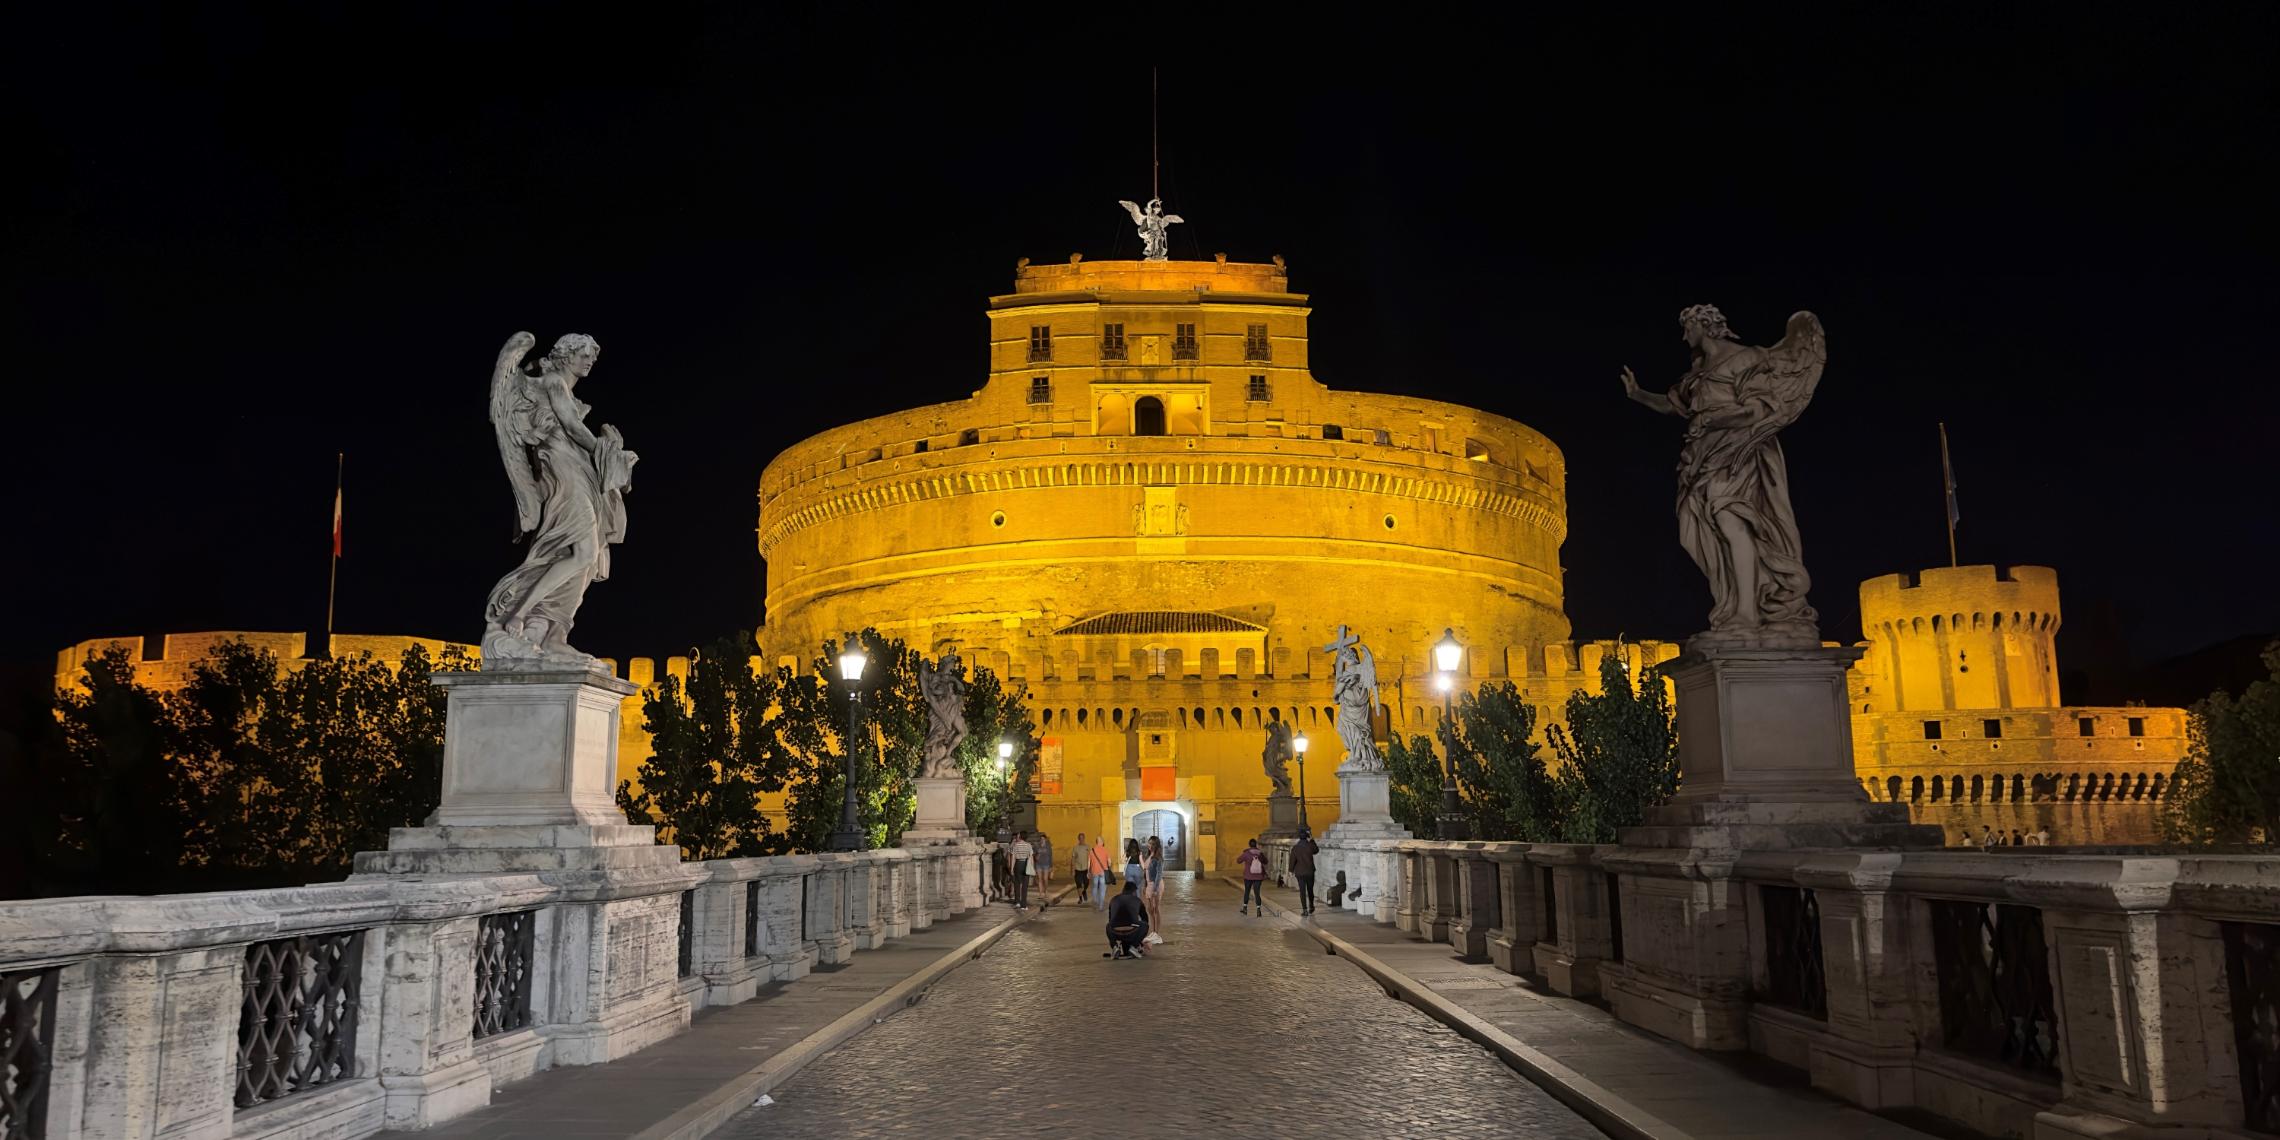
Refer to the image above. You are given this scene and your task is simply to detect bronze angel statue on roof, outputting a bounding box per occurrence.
[1621,305,1825,648]
[482,331,637,669]
[1117,198,1183,261]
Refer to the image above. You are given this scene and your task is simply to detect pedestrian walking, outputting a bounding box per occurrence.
[1123,838,1142,898]
[1141,835,1165,939]
[1033,831,1054,902]
[1070,832,1090,904]
[1090,835,1113,911]
[988,843,1012,902]
[1290,827,1320,916]
[1009,832,1034,909]
[1238,837,1267,915]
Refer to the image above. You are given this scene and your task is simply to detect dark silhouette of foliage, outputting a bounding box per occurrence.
[617,632,793,858]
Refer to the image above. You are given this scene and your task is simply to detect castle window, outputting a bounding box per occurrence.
[959,428,980,447]
[1028,325,1052,362]
[1982,718,2003,739]
[1173,323,1198,360]
[1922,720,1943,741]
[2077,716,2095,737]
[2127,717,2145,737]
[913,439,929,454]
[1028,376,1052,405]
[1322,424,1344,440]
[1101,323,1127,361]
[1373,428,1392,446]
[1465,438,1492,463]
[1246,375,1270,402]
[1244,323,1271,361]
[1134,396,1166,436]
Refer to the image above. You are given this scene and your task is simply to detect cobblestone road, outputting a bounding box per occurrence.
[713,874,1603,1139]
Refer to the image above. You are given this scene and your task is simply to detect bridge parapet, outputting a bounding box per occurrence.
[0,841,992,1140]
[1280,835,2280,1140]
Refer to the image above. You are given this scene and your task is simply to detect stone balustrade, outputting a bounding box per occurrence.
[0,842,989,1140]
[1262,835,2280,1140]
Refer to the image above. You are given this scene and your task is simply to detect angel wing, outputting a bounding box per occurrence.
[1739,311,1827,436]
[488,331,544,539]
[1159,214,1184,226]
[1355,643,1381,708]
[1118,199,1148,224]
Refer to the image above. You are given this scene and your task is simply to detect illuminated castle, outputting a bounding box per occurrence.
[56,262,2192,863]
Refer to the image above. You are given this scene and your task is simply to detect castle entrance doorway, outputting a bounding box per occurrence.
[1131,808,1186,871]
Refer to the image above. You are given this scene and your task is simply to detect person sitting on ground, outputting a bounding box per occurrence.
[1103,879,1150,959]
[1325,870,1350,909]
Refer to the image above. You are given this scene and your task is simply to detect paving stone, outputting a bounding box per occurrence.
[712,874,1602,1139]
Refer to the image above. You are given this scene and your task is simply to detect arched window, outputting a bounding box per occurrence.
[1134,396,1166,436]
[1910,776,1924,802]
[1887,776,1904,802]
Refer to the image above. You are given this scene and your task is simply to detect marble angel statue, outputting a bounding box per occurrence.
[1621,304,1825,646]
[917,648,971,780]
[1117,198,1184,261]
[1325,625,1382,770]
[1261,720,1295,797]
[481,331,636,669]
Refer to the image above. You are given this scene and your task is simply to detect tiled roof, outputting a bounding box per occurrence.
[1052,611,1264,637]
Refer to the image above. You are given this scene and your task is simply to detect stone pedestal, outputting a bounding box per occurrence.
[1320,763,1411,924]
[353,666,701,1067]
[1262,793,1300,838]
[1605,643,1940,1051]
[1623,645,1941,851]
[903,777,971,844]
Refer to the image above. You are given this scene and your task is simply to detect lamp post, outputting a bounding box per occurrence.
[1433,627,1470,841]
[827,644,869,852]
[995,740,1014,840]
[1293,730,1310,831]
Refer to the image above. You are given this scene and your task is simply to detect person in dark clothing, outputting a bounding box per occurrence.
[1290,829,1321,916]
[1103,880,1150,958]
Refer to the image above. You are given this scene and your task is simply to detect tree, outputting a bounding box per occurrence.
[957,666,1038,837]
[1384,731,1443,838]
[36,646,194,892]
[1444,682,1558,842]
[1547,656,1680,843]
[779,630,927,852]
[617,632,794,859]
[2160,640,2280,846]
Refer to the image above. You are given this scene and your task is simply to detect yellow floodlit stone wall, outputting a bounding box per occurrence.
[1844,566,2187,845]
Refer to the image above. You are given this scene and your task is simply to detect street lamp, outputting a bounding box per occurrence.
[1433,627,1470,841]
[1292,730,1310,831]
[996,740,1015,839]
[827,643,869,851]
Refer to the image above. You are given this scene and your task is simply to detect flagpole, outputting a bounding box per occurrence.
[327,452,343,647]
[1939,423,1958,568]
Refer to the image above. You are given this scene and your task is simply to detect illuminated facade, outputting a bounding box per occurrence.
[1847,565,2186,844]
[756,255,1647,869]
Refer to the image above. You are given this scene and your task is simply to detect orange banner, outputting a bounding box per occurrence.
[1140,766,1176,801]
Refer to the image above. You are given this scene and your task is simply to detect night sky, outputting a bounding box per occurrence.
[11,7,2278,694]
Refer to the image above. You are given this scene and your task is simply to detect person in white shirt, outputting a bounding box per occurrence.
[1007,833,1034,908]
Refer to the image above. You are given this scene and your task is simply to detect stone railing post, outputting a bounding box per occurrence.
[1599,844,1751,1048]
[1486,843,1540,976]
[1529,843,1619,999]
[804,854,855,965]
[877,849,913,941]
[752,855,814,981]
[691,863,765,1008]
[374,907,494,1129]
[1735,852,1917,1110]
[1417,841,1462,944]
[1394,840,1428,934]
[845,853,883,951]
[1446,842,1503,963]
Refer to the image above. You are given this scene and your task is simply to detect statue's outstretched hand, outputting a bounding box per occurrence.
[1620,366,1641,398]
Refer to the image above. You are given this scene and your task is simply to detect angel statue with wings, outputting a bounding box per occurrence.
[481,331,637,669]
[1324,625,1383,771]
[917,647,971,780]
[1261,719,1295,797]
[1117,198,1184,261]
[1621,304,1826,647]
